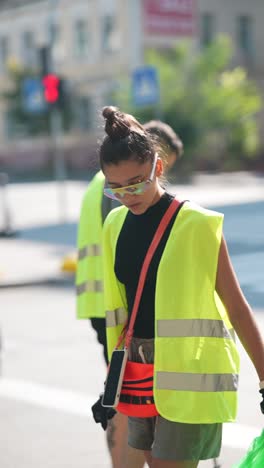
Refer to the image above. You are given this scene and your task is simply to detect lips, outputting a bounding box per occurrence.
[127,202,141,209]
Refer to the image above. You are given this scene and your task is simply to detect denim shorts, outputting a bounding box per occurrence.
[127,337,222,461]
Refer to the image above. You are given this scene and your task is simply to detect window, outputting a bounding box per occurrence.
[73,19,89,58]
[200,13,214,47]
[74,96,93,130]
[21,31,36,67]
[49,22,60,46]
[237,15,253,56]
[102,15,116,52]
[0,36,8,71]
[49,23,64,64]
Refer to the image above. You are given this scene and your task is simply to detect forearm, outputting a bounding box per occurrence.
[230,305,264,382]
[216,235,264,383]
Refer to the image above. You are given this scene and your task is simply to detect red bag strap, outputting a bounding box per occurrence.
[115,198,182,350]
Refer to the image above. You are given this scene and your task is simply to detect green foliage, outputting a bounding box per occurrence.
[115,35,262,173]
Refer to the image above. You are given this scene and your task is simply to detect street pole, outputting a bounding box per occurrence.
[50,107,67,223]
[47,0,67,223]
[0,172,16,237]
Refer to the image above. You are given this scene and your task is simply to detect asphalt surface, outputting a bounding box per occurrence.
[0,172,264,287]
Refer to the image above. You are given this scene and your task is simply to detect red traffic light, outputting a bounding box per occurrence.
[42,74,60,103]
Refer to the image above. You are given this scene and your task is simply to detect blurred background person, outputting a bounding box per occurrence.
[75,119,183,468]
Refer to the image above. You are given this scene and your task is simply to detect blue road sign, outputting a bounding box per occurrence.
[22,77,46,113]
[132,66,159,106]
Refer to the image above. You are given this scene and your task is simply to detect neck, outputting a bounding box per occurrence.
[151,185,165,206]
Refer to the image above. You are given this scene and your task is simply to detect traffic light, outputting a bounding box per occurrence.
[42,74,66,109]
[42,74,59,103]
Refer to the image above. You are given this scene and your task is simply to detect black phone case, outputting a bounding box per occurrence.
[102,349,128,407]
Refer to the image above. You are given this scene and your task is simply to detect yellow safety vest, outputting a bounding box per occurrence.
[76,171,105,319]
[103,201,240,423]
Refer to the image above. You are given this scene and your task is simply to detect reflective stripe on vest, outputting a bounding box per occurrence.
[157,318,235,341]
[76,280,103,295]
[106,308,127,327]
[156,371,239,392]
[76,171,106,319]
[78,244,102,260]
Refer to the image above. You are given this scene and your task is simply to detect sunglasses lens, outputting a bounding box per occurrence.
[126,182,146,195]
[104,189,118,199]
[104,181,148,199]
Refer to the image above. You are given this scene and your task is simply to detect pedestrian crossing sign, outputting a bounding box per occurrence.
[132,66,159,107]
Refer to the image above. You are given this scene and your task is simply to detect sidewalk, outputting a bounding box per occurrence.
[0,173,263,287]
[0,238,74,287]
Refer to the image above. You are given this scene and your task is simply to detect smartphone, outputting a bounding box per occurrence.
[102,349,128,408]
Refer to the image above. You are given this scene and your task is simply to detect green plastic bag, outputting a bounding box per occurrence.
[233,429,264,467]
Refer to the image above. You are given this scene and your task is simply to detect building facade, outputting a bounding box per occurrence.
[0,0,263,172]
[0,0,142,171]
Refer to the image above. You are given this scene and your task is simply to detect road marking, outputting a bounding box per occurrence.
[0,377,93,417]
[0,377,262,450]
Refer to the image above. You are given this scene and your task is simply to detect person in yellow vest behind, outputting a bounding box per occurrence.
[96,106,264,468]
[76,120,183,468]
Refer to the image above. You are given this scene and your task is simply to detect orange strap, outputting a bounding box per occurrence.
[115,198,182,350]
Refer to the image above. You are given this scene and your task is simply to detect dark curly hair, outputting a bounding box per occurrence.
[99,106,158,168]
[143,120,183,159]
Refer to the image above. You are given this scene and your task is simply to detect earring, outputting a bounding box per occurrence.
[156,158,163,176]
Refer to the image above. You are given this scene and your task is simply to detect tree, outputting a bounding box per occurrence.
[115,35,262,173]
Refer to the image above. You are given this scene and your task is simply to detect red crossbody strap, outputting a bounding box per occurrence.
[123,198,182,349]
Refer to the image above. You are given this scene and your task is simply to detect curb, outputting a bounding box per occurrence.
[0,274,75,289]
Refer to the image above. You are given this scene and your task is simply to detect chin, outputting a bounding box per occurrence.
[128,203,147,215]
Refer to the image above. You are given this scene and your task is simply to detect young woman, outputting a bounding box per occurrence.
[99,106,264,468]
[80,119,183,468]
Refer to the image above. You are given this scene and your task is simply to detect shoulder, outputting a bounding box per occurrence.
[81,171,104,204]
[85,171,105,195]
[178,202,224,240]
[181,201,224,222]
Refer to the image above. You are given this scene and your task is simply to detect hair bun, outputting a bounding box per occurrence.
[102,106,117,122]
[102,106,131,140]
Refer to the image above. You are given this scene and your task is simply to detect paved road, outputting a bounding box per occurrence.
[213,201,264,310]
[0,178,263,467]
[0,285,263,468]
[0,286,263,468]
[1,174,264,286]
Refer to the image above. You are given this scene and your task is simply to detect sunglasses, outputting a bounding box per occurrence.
[104,154,158,200]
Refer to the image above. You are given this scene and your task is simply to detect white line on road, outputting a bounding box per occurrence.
[0,377,93,417]
[0,377,262,451]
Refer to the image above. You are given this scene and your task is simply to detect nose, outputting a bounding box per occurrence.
[119,192,136,203]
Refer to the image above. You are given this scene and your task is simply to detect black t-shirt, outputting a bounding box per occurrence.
[115,192,183,338]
